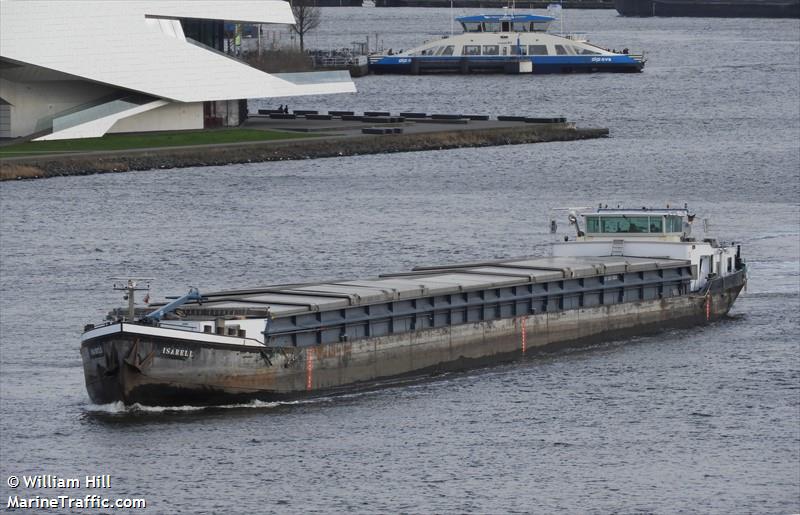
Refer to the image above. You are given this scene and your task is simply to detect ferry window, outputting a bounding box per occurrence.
[483,22,501,32]
[464,23,482,32]
[511,44,527,55]
[529,45,548,55]
[501,46,508,56]
[586,216,600,233]
[555,45,569,55]
[578,47,601,55]
[648,216,663,233]
[441,45,454,56]
[483,45,499,55]
[501,21,510,32]
[463,45,481,56]
[513,22,529,32]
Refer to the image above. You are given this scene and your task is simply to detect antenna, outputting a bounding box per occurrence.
[450,0,453,36]
[110,277,153,322]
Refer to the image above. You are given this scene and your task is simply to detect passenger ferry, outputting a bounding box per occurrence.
[369,14,646,74]
[80,206,744,406]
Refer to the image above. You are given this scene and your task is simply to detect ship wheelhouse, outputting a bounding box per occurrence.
[581,209,691,241]
[458,14,555,33]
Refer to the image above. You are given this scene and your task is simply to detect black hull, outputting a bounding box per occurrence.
[615,0,800,17]
[86,310,728,407]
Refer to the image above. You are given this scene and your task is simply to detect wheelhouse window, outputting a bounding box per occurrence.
[649,217,663,233]
[463,23,482,32]
[529,44,548,55]
[665,215,684,233]
[601,217,642,233]
[483,45,500,55]
[463,45,481,56]
[483,22,501,32]
[586,216,600,233]
[513,22,529,32]
[588,215,666,234]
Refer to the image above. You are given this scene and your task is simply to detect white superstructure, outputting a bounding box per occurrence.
[552,206,742,292]
[0,0,355,140]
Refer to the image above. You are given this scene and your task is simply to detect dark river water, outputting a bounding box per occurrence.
[1,8,798,514]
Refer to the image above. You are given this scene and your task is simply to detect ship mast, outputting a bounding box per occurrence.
[111,278,152,322]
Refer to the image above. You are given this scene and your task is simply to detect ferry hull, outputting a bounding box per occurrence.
[81,273,744,407]
[369,56,644,75]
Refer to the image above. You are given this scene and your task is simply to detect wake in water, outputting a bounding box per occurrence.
[81,387,387,416]
[83,399,291,415]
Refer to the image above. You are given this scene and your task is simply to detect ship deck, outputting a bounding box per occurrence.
[148,255,690,319]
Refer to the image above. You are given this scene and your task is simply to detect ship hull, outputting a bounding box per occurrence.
[369,55,644,75]
[81,272,744,407]
[614,0,800,18]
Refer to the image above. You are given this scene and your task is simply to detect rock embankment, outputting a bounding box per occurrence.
[0,125,608,181]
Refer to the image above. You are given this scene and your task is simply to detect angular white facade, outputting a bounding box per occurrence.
[0,0,356,140]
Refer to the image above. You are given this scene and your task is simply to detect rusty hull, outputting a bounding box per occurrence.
[81,281,743,406]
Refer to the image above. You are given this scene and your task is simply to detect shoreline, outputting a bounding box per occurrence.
[0,125,608,181]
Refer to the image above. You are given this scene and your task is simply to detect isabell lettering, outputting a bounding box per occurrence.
[161,346,194,359]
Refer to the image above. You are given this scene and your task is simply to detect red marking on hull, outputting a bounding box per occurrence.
[521,318,527,354]
[306,350,313,391]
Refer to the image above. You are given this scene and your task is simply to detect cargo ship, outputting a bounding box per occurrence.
[81,206,746,406]
[614,0,800,18]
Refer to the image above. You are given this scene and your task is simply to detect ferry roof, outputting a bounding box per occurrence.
[157,255,690,318]
[457,14,555,23]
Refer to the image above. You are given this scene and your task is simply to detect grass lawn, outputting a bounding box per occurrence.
[0,129,317,158]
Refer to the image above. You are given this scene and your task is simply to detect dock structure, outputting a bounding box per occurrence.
[136,255,692,347]
[0,112,606,180]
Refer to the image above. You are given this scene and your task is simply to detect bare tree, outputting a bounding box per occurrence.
[290,1,321,52]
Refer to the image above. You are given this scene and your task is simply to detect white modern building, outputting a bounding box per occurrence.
[0,0,355,140]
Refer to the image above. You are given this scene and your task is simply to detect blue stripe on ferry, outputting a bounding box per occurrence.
[374,55,639,66]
